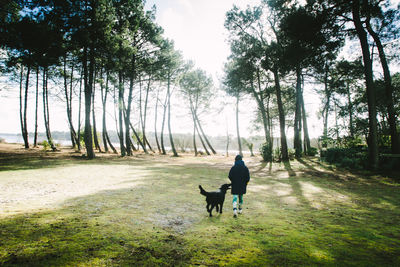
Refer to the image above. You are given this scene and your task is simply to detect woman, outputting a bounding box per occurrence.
[228,154,250,217]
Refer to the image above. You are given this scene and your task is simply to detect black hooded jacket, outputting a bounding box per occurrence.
[228,160,250,195]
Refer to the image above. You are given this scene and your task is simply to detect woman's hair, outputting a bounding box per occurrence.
[235,154,242,161]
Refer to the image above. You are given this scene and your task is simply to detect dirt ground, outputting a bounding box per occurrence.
[0,143,255,217]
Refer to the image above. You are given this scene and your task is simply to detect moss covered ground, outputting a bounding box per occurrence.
[0,144,399,266]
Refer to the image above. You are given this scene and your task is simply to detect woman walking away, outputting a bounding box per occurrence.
[228,154,250,218]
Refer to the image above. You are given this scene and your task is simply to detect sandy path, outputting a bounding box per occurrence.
[0,158,149,216]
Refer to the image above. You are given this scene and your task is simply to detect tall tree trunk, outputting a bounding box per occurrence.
[92,69,102,152]
[101,70,117,153]
[23,63,30,148]
[42,67,56,151]
[255,69,271,146]
[69,63,77,148]
[63,55,78,149]
[77,68,83,151]
[322,62,331,143]
[196,119,209,155]
[190,101,209,155]
[142,77,154,152]
[118,70,126,156]
[167,73,178,157]
[83,46,95,159]
[160,88,168,155]
[273,67,289,161]
[194,112,216,154]
[19,65,28,148]
[294,66,302,158]
[365,16,400,154]
[301,84,311,154]
[235,95,243,156]
[346,82,355,138]
[125,55,137,156]
[34,66,39,147]
[352,0,379,169]
[154,88,162,153]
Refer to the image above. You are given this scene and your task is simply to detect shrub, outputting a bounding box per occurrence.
[260,142,272,162]
[40,140,50,151]
[288,149,296,160]
[323,147,367,169]
[307,147,318,156]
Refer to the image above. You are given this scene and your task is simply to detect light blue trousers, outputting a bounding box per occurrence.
[232,194,243,210]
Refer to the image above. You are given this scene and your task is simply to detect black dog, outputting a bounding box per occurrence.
[199,184,231,217]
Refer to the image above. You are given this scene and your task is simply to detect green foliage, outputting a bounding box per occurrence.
[340,136,364,148]
[260,142,272,162]
[307,147,318,156]
[288,148,296,160]
[40,140,50,151]
[323,147,367,170]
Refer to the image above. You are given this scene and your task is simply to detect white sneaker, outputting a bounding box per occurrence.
[238,209,242,214]
[233,209,238,218]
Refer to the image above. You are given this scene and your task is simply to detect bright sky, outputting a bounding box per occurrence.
[144,0,322,138]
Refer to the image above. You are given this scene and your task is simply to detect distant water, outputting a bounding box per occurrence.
[0,133,72,146]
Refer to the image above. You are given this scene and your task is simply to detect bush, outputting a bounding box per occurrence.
[380,154,400,171]
[307,147,318,156]
[288,148,296,160]
[40,140,50,151]
[260,142,273,162]
[323,147,367,170]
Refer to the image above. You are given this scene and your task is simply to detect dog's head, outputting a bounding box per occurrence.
[220,183,231,192]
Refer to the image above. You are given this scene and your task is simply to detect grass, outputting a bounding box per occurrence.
[1,144,400,266]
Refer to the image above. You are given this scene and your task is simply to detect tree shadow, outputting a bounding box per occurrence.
[283,160,296,177]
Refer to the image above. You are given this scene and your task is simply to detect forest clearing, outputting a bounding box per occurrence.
[1,143,399,266]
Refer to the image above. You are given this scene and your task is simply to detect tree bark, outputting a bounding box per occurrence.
[255,69,272,146]
[19,65,28,148]
[142,77,154,152]
[294,66,302,158]
[273,67,289,161]
[167,73,178,157]
[101,70,117,153]
[83,46,95,159]
[77,68,83,151]
[92,69,102,152]
[42,67,56,151]
[118,70,126,156]
[125,69,135,156]
[34,66,39,147]
[154,88,162,153]
[365,15,400,154]
[194,112,215,154]
[160,88,168,155]
[63,55,78,149]
[301,84,311,154]
[352,0,379,169]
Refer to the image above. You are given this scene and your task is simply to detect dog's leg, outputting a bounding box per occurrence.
[215,204,219,213]
[206,203,211,212]
[220,202,224,214]
[209,204,216,217]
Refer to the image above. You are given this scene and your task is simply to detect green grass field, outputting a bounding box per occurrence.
[1,144,400,266]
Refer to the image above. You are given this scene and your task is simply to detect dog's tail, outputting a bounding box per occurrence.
[199,185,207,196]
